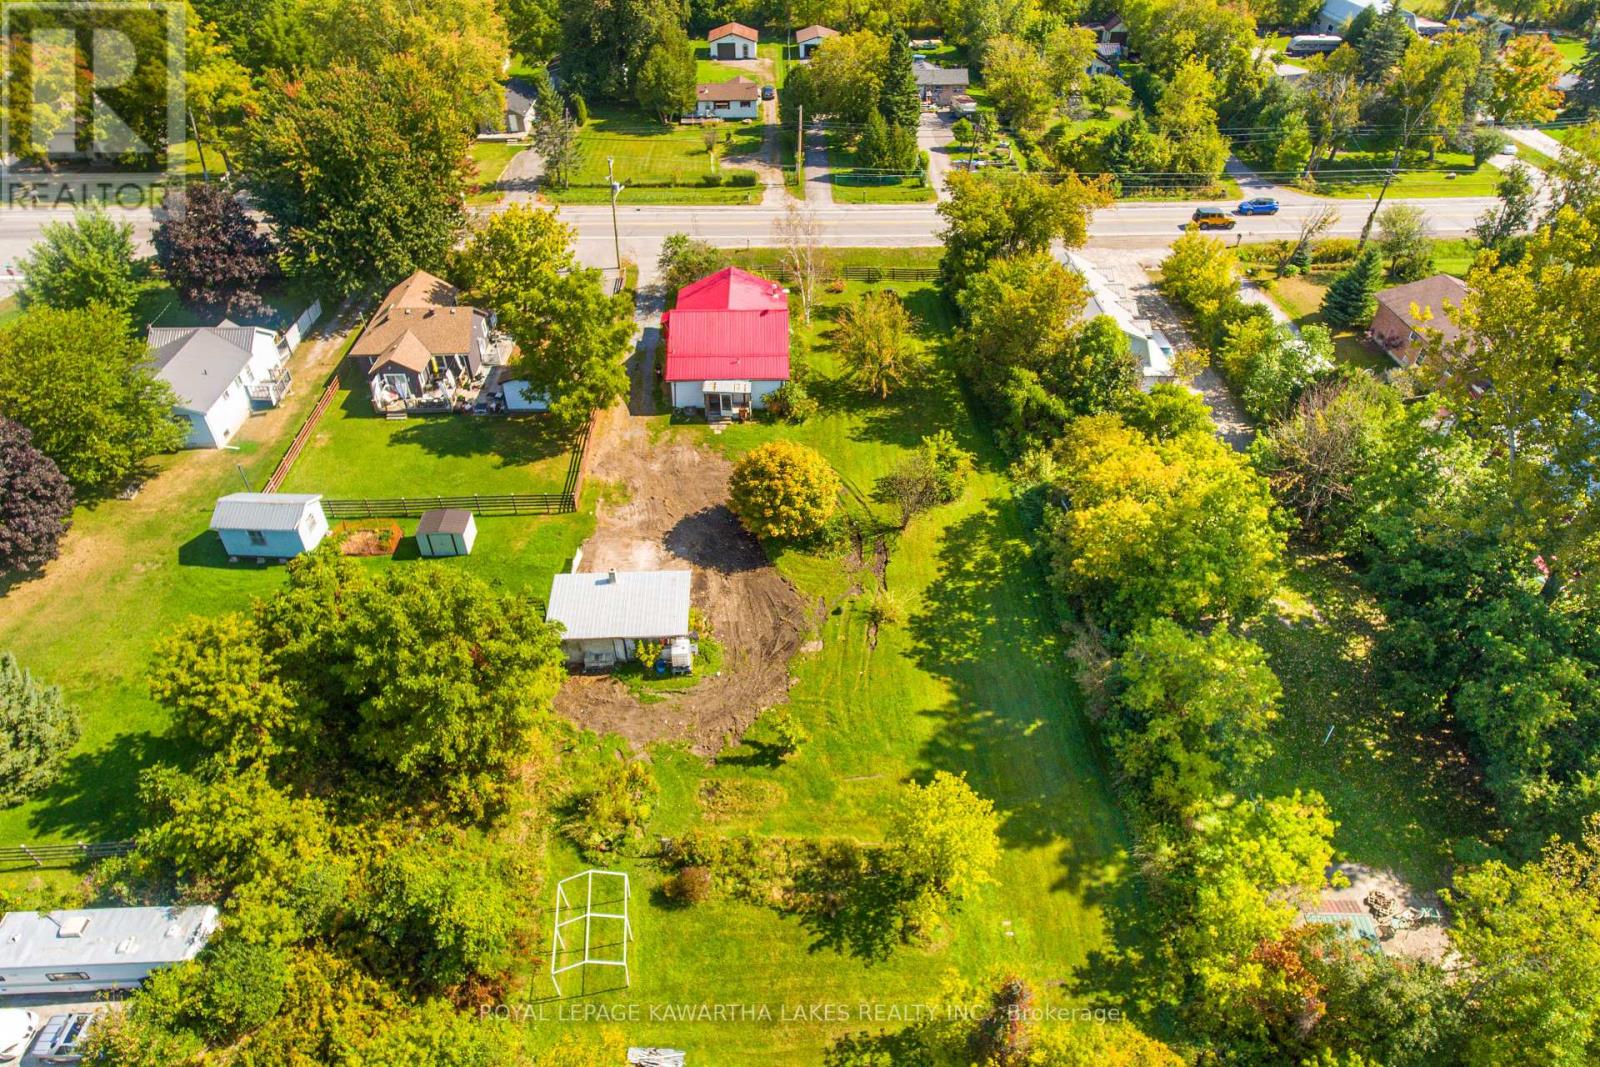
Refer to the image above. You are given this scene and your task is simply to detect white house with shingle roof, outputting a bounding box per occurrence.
[209,493,328,560]
[795,24,837,58]
[148,323,292,448]
[695,76,761,119]
[546,569,693,671]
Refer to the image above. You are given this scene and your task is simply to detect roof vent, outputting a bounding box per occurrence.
[115,936,139,954]
[57,916,90,938]
[607,569,618,583]
[164,923,183,939]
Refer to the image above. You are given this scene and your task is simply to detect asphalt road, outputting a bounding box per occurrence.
[0,185,1501,281]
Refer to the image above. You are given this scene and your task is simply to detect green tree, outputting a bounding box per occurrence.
[728,441,842,541]
[358,828,521,990]
[18,207,137,315]
[1356,1,1412,85]
[1154,59,1229,183]
[567,760,658,858]
[188,939,291,1043]
[807,32,890,126]
[635,23,696,124]
[875,432,975,528]
[1044,415,1284,631]
[836,290,921,399]
[1320,246,1383,328]
[1044,26,1098,102]
[1473,162,1537,253]
[1159,226,1241,336]
[657,233,724,294]
[0,418,74,577]
[1376,204,1435,282]
[452,205,634,428]
[0,306,184,493]
[243,58,469,294]
[149,613,296,768]
[1118,382,1216,441]
[1575,31,1600,116]
[503,0,561,63]
[0,653,80,806]
[883,771,1000,905]
[939,171,1110,296]
[984,34,1055,131]
[880,31,921,129]
[1447,817,1600,1067]
[558,0,681,99]
[1110,620,1282,816]
[1083,72,1133,118]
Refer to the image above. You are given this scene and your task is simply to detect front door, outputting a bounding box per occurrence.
[707,393,725,418]
[717,42,735,59]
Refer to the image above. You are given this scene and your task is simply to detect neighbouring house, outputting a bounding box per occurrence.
[795,24,837,58]
[662,267,790,419]
[708,22,758,60]
[501,78,537,135]
[148,322,293,449]
[1275,61,1309,84]
[1316,0,1438,35]
[416,508,477,557]
[695,77,761,120]
[1063,251,1177,388]
[1088,47,1118,77]
[0,906,218,996]
[1370,274,1467,367]
[546,569,694,672]
[1087,15,1129,55]
[350,270,492,413]
[210,492,329,560]
[913,60,970,107]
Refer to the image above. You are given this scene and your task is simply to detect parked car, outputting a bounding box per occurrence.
[1191,207,1237,230]
[760,84,775,100]
[1237,197,1280,215]
[35,1012,97,1064]
[0,1010,38,1065]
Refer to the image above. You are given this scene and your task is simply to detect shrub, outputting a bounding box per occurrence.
[760,706,810,761]
[1310,237,1360,265]
[567,760,657,857]
[730,171,758,187]
[764,379,818,422]
[0,653,81,806]
[569,92,589,126]
[663,865,713,905]
[702,172,725,187]
[0,418,73,577]
[728,441,841,541]
[864,590,905,628]
[1471,129,1510,166]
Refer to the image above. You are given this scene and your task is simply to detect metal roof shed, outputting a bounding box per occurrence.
[209,493,328,560]
[416,508,477,557]
[0,905,219,995]
[546,570,693,670]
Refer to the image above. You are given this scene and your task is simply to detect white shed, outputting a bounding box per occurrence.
[0,905,218,995]
[210,493,329,560]
[416,508,477,557]
[708,22,758,60]
[546,569,692,671]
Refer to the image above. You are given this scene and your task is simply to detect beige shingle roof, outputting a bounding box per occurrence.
[350,270,481,360]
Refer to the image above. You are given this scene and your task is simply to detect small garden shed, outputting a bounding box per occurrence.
[416,508,477,557]
[545,569,692,672]
[210,493,328,560]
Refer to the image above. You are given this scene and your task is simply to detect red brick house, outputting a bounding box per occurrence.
[1369,274,1467,367]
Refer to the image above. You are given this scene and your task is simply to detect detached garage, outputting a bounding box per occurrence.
[708,22,758,60]
[416,508,477,557]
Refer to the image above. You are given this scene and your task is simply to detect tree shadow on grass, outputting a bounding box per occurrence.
[389,415,577,473]
[789,841,916,964]
[21,729,188,843]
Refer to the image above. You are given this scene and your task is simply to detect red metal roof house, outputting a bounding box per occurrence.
[662,267,790,420]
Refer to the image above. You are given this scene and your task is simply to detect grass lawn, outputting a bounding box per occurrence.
[825,133,936,204]
[176,138,228,178]
[0,294,20,327]
[694,46,778,87]
[0,321,595,872]
[522,251,1135,1058]
[1515,142,1559,173]
[1431,237,1481,277]
[276,382,579,501]
[1553,35,1588,69]
[1263,272,1395,374]
[1241,558,1499,891]
[1309,147,1502,198]
[468,141,526,207]
[548,107,764,206]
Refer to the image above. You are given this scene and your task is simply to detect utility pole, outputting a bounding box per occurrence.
[796,105,804,191]
[606,156,624,273]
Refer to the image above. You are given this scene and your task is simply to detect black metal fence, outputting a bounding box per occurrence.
[0,841,134,869]
[323,493,576,519]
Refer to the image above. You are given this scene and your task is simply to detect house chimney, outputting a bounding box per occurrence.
[607,569,618,584]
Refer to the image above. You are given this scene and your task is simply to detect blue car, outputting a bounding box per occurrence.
[1237,197,1280,216]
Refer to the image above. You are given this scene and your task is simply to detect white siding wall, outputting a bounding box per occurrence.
[669,379,785,411]
[710,34,755,58]
[0,961,184,995]
[695,99,760,119]
[183,381,251,449]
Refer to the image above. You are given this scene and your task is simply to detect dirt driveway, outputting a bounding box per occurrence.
[555,394,816,754]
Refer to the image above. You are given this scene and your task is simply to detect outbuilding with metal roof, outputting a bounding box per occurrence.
[209,492,328,560]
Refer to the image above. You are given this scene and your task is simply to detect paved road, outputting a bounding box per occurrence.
[556,193,1501,271]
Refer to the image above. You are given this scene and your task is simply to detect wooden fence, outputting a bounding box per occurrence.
[0,841,134,869]
[323,493,576,519]
[757,264,939,283]
[263,371,341,493]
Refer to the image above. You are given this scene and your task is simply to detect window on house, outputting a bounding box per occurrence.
[247,530,267,546]
[46,972,90,982]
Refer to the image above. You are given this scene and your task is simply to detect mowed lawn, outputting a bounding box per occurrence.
[0,325,594,868]
[1310,147,1503,198]
[276,385,579,501]
[1264,272,1396,374]
[548,108,765,205]
[522,253,1135,1060]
